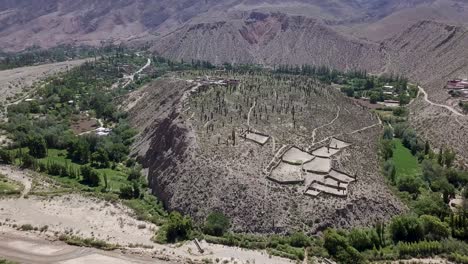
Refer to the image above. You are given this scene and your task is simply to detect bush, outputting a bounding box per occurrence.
[348,228,379,252]
[0,149,14,164]
[419,215,449,241]
[323,229,365,263]
[81,165,100,187]
[119,182,141,199]
[397,175,423,196]
[26,134,47,158]
[289,231,311,248]
[390,215,424,243]
[397,240,442,258]
[19,224,34,231]
[203,212,230,237]
[163,212,193,243]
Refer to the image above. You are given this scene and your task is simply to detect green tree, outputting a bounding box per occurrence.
[68,138,90,164]
[91,148,110,168]
[323,229,365,264]
[81,165,100,187]
[390,215,424,243]
[383,126,394,140]
[419,215,450,241]
[443,148,456,168]
[397,175,423,196]
[0,149,14,164]
[289,231,311,248]
[380,139,394,160]
[27,135,47,158]
[165,212,193,243]
[348,228,377,252]
[413,191,450,218]
[204,212,231,237]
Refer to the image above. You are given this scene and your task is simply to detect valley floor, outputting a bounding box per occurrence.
[0,165,294,264]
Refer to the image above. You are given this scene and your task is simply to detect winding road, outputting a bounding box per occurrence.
[418,86,463,116]
[122,58,152,88]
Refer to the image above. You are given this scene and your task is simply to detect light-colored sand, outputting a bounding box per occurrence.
[59,254,139,264]
[269,162,303,183]
[245,132,269,145]
[0,229,167,264]
[0,167,294,264]
[329,138,351,149]
[311,146,340,158]
[282,147,315,164]
[0,195,157,247]
[328,170,355,183]
[7,240,66,255]
[303,157,331,174]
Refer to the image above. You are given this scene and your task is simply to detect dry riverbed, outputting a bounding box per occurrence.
[0,166,293,264]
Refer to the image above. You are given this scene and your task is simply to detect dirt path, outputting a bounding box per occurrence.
[122,59,152,88]
[311,106,341,144]
[418,86,463,116]
[247,100,257,128]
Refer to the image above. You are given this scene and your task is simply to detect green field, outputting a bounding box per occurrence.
[393,139,421,179]
[38,149,129,191]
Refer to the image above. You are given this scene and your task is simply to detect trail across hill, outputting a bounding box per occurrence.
[418,86,463,116]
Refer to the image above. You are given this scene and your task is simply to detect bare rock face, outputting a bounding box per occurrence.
[125,76,405,234]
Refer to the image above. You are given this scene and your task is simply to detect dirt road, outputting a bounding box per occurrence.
[122,58,152,88]
[418,86,463,116]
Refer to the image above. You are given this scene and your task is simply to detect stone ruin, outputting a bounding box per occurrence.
[265,138,356,198]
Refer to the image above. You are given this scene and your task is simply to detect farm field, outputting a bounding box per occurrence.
[393,139,422,179]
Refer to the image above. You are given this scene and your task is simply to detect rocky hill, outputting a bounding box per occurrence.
[2,0,468,51]
[124,74,405,233]
[151,12,383,72]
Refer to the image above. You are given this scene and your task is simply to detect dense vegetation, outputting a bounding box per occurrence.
[0,45,124,70]
[275,64,417,105]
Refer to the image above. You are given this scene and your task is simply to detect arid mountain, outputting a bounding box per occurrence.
[151,12,383,71]
[2,0,468,51]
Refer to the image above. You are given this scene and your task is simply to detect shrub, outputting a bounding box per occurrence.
[0,149,14,164]
[390,215,424,243]
[26,134,47,158]
[204,212,230,237]
[348,228,379,252]
[419,215,449,241]
[81,165,100,187]
[164,212,193,243]
[289,232,311,248]
[397,240,442,258]
[19,224,34,231]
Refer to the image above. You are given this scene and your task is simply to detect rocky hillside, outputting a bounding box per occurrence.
[124,74,405,233]
[152,12,383,71]
[2,0,468,51]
